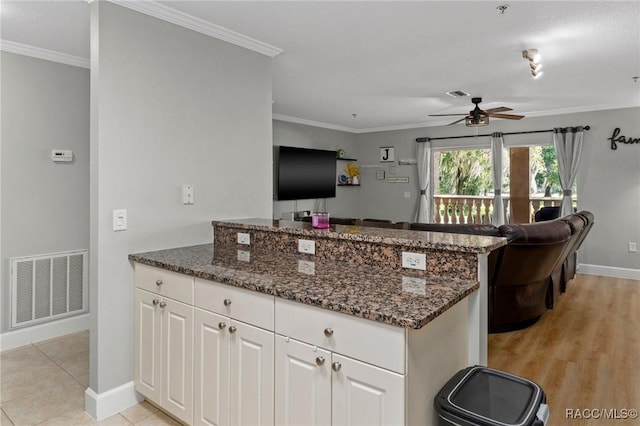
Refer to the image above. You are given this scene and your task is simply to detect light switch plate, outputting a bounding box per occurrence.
[113,209,127,231]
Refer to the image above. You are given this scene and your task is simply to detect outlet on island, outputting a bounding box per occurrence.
[402,252,426,270]
[237,233,250,245]
[298,239,316,255]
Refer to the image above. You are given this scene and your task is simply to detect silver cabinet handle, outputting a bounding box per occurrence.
[155,279,163,286]
[324,328,334,337]
[228,326,237,334]
[332,362,341,372]
[223,299,232,307]
[152,299,160,306]
[316,356,325,366]
[159,301,167,308]
[218,322,226,330]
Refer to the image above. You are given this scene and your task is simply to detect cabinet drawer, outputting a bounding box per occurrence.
[135,263,194,304]
[275,299,406,374]
[194,279,274,331]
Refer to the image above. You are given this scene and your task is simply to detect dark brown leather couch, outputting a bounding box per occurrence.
[410,218,587,332]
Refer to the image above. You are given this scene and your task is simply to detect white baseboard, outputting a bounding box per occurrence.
[85,381,144,421]
[0,313,90,351]
[579,264,640,280]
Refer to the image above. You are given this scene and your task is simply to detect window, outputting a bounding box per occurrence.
[432,144,573,224]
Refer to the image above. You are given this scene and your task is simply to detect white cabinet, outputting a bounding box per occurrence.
[331,354,404,426]
[135,263,470,426]
[134,287,194,425]
[193,278,275,426]
[274,301,405,426]
[275,336,331,426]
[228,320,274,426]
[193,308,229,426]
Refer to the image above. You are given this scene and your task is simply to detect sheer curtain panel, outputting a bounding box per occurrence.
[491,132,506,225]
[553,127,584,217]
[415,140,432,222]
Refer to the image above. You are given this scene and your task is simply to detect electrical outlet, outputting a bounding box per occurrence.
[298,260,315,275]
[402,251,426,270]
[298,239,316,255]
[182,184,194,205]
[237,233,250,245]
[629,242,637,253]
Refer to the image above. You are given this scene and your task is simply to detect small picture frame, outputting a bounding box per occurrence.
[380,147,395,162]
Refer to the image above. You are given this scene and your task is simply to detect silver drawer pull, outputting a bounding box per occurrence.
[316,356,325,366]
[155,279,163,286]
[228,326,237,334]
[218,322,227,330]
[159,301,167,308]
[332,362,341,372]
[223,299,232,307]
[324,328,334,337]
[152,299,160,306]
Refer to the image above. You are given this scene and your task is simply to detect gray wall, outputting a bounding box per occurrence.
[90,2,272,394]
[0,52,90,333]
[352,107,640,270]
[273,120,360,219]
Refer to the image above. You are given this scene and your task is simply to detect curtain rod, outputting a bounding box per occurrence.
[415,125,590,143]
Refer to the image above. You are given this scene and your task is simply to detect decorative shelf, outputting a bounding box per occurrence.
[337,157,357,161]
[337,184,361,187]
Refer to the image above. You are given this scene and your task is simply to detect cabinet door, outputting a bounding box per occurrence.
[229,321,274,426]
[134,289,161,402]
[194,308,230,426]
[332,354,405,426]
[161,298,194,425]
[275,336,331,426]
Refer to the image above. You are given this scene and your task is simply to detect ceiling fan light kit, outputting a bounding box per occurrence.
[429,97,525,127]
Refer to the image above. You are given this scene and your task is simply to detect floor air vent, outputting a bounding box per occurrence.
[10,250,88,329]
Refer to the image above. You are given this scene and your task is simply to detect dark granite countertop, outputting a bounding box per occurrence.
[212,218,506,254]
[129,243,479,329]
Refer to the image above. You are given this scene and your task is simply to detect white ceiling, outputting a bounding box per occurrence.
[2,1,639,132]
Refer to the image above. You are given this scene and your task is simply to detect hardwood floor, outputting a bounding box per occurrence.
[488,273,640,426]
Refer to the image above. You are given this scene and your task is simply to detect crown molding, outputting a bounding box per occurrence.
[109,0,283,58]
[0,40,90,69]
[272,114,359,133]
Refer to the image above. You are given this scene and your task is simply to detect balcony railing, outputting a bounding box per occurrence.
[432,195,573,224]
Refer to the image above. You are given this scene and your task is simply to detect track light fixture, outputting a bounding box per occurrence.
[522,49,543,79]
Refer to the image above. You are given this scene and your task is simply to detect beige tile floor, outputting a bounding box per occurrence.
[1,331,178,425]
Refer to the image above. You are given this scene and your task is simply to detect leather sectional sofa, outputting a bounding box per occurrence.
[409,211,594,332]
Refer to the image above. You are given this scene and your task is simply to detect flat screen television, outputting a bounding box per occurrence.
[275,146,337,200]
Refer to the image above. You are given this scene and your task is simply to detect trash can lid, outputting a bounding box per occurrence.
[435,366,545,426]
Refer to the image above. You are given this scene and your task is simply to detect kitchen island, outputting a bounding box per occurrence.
[130,219,505,425]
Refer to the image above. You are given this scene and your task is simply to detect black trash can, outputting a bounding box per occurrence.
[434,366,549,426]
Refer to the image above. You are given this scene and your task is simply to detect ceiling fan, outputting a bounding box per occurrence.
[429,97,524,126]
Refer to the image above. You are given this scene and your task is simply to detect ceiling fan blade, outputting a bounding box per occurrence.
[447,117,468,126]
[483,106,512,114]
[488,113,525,120]
[429,113,468,117]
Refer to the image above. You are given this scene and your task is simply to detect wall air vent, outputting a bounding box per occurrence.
[446,90,470,98]
[10,250,88,329]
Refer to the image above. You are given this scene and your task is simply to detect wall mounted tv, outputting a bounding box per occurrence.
[275,146,337,201]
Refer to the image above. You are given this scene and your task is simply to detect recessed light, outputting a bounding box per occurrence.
[446,90,470,98]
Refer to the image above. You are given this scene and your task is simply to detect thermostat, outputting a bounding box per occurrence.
[51,150,73,162]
